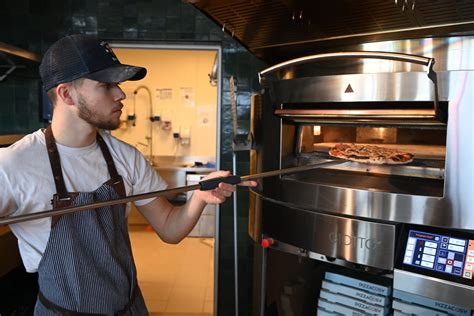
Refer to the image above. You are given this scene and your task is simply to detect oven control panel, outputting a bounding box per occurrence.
[398,227,474,285]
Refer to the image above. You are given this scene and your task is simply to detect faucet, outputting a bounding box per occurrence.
[134,85,154,161]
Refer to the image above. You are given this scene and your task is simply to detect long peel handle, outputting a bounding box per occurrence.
[199,175,242,191]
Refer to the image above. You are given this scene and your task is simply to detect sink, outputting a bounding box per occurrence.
[145,157,191,168]
[152,162,191,168]
[145,156,216,170]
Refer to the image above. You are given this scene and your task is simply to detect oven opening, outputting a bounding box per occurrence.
[276,101,449,125]
[288,124,446,197]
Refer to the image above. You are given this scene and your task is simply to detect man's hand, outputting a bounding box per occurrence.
[138,170,257,243]
[193,170,257,204]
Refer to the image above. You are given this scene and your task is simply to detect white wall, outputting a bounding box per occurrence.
[112,48,218,161]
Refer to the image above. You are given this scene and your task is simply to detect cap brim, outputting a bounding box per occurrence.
[84,64,147,83]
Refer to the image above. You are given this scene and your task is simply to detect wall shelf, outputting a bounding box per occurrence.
[0,42,41,82]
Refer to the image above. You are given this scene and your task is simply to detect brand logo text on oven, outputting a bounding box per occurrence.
[329,232,382,250]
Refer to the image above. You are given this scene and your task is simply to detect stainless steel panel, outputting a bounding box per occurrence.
[261,199,396,270]
[265,236,375,271]
[394,269,474,309]
[270,72,438,104]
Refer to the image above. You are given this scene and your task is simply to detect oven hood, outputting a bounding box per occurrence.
[189,0,474,64]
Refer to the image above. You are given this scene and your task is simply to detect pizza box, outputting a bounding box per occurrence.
[322,280,390,306]
[319,289,389,315]
[324,272,392,296]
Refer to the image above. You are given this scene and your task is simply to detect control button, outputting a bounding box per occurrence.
[464,271,472,279]
[422,254,435,263]
[448,244,464,252]
[449,238,466,246]
[453,260,463,268]
[421,261,434,268]
[423,247,436,255]
[261,238,274,249]
[465,264,473,271]
[468,250,474,256]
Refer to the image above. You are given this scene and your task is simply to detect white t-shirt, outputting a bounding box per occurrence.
[0,129,167,272]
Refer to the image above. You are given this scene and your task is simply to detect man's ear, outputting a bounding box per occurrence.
[56,83,75,105]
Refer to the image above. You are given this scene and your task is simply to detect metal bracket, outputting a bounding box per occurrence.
[0,64,17,82]
[0,53,16,82]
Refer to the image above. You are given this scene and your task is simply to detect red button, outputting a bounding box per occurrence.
[261,238,274,248]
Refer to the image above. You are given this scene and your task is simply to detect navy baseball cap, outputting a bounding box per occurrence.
[39,34,147,91]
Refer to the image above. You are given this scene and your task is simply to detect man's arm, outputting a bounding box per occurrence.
[137,170,256,244]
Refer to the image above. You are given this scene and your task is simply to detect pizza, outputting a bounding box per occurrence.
[329,143,414,165]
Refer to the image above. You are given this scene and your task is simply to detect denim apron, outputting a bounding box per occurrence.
[34,126,148,315]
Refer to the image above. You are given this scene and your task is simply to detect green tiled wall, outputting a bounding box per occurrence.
[1,0,267,314]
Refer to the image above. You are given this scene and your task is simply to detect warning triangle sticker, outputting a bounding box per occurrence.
[344,84,354,93]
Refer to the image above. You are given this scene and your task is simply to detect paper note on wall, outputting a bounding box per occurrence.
[156,88,173,101]
[198,106,212,126]
[181,87,195,108]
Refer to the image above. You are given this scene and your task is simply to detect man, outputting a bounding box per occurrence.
[0,34,256,315]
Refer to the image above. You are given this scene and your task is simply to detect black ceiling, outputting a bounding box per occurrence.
[190,0,474,63]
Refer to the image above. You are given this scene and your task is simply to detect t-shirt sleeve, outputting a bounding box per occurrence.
[0,166,18,217]
[129,149,168,206]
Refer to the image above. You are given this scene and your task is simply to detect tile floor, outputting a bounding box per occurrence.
[129,226,214,316]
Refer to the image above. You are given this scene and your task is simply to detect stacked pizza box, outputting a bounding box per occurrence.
[392,289,472,316]
[316,272,392,315]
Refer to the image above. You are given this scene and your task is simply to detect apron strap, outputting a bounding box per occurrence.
[96,132,120,181]
[45,126,69,200]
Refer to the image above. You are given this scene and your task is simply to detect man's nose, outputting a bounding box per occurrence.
[115,85,126,101]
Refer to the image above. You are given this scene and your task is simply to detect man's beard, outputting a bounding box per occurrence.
[76,94,120,130]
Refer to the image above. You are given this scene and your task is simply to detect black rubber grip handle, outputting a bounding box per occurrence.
[199,175,242,191]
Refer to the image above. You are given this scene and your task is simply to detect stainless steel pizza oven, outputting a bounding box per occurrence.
[248,38,474,314]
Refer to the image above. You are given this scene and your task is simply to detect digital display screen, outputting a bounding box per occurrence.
[403,230,474,280]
